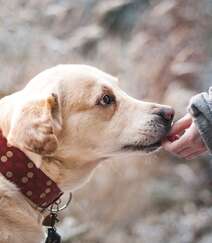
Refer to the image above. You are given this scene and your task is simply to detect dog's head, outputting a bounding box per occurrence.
[6,65,174,187]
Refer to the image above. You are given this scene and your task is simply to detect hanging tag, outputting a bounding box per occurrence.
[43,193,72,243]
[45,228,61,243]
[43,213,59,227]
[43,213,61,243]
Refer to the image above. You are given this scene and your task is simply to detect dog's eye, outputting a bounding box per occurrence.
[98,94,115,106]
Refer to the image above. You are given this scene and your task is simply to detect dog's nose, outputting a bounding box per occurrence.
[153,107,175,123]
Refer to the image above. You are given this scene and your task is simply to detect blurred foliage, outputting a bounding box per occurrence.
[0,0,212,243]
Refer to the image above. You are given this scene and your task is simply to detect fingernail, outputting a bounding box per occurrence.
[167,135,179,142]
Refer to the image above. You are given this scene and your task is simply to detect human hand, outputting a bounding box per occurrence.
[162,113,207,160]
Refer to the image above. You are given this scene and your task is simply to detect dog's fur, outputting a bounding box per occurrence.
[0,65,173,242]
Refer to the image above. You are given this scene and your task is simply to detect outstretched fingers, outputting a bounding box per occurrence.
[168,113,192,138]
[162,121,207,160]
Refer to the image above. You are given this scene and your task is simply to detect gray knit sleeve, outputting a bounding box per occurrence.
[188,87,212,154]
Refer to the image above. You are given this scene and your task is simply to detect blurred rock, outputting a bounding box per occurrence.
[199,234,212,243]
[96,0,148,36]
[1,0,212,243]
[67,25,104,56]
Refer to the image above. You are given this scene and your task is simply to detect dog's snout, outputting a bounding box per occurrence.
[160,107,175,122]
[153,107,175,123]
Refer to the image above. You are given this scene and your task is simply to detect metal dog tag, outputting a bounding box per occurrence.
[43,213,61,243]
[43,193,72,243]
[45,228,61,243]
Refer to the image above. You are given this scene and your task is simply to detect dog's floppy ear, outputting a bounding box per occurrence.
[8,93,62,156]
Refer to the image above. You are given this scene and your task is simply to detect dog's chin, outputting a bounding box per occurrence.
[122,141,161,153]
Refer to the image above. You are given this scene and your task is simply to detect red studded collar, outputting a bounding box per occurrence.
[0,132,63,208]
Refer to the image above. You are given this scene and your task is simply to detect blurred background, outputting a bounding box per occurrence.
[1,0,212,242]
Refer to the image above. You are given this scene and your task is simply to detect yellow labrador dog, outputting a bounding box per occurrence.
[0,65,174,243]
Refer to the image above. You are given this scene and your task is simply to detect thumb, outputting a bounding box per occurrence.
[168,113,192,137]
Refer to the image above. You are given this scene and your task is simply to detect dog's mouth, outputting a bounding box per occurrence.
[121,120,172,153]
[122,141,162,153]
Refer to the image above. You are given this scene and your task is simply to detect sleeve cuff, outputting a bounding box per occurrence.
[188,92,212,154]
